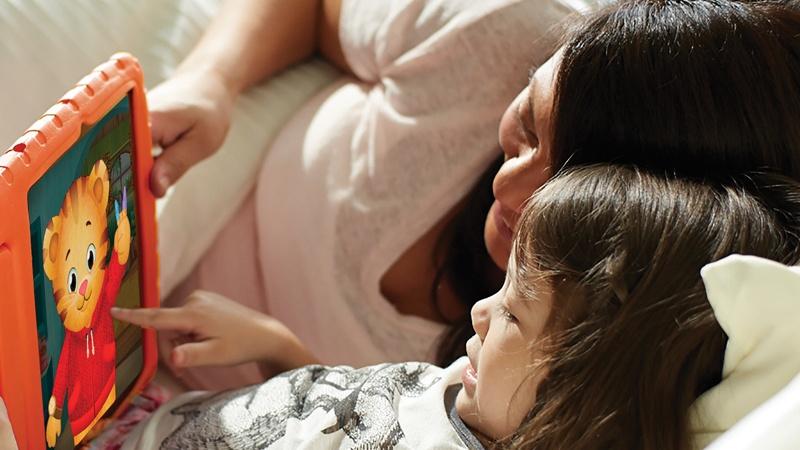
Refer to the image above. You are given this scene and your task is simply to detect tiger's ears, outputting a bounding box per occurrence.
[41,161,110,282]
[88,160,110,214]
[42,216,61,282]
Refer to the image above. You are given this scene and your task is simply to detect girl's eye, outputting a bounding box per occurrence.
[500,305,518,323]
[67,268,78,293]
[87,244,96,270]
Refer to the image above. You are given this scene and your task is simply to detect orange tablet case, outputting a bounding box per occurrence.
[0,54,158,450]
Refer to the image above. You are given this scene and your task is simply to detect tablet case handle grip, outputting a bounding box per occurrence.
[0,243,18,446]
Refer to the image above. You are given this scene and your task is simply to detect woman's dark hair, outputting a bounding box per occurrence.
[434,0,800,366]
[551,0,800,180]
[499,164,800,450]
[433,155,505,365]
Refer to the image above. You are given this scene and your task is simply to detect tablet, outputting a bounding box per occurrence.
[0,53,158,450]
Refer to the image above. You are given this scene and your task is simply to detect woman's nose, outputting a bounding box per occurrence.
[498,89,528,159]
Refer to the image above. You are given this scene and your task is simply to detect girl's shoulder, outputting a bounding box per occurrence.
[124,360,476,450]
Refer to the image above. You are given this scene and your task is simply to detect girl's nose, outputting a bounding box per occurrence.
[79,279,89,297]
[471,297,492,339]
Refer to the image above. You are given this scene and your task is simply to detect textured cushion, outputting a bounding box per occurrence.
[0,0,222,143]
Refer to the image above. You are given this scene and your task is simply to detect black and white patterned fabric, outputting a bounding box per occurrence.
[122,358,480,449]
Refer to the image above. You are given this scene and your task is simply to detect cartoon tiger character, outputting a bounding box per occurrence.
[41,160,130,447]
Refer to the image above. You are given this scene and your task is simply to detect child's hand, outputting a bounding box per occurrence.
[0,396,19,450]
[111,291,318,373]
[147,70,235,198]
[114,187,131,265]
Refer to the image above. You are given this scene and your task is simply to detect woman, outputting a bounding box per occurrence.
[151,0,583,390]
[150,0,800,391]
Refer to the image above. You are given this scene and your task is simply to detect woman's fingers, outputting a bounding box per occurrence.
[150,133,196,197]
[148,95,231,197]
[111,307,195,333]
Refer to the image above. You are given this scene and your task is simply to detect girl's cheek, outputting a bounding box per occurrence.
[487,330,515,357]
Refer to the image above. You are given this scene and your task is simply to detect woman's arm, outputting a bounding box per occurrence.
[177,0,348,97]
[149,0,347,197]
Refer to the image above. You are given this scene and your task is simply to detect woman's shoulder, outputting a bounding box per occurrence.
[339,0,582,83]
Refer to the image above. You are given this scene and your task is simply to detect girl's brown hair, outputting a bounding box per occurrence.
[501,165,800,450]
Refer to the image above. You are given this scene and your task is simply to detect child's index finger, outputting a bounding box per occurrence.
[110,306,149,327]
[111,306,194,333]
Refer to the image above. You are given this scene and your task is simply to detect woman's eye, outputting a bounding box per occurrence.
[523,127,539,148]
[67,268,78,293]
[517,103,539,147]
[87,244,96,270]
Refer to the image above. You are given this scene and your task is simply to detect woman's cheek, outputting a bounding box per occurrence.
[484,205,513,270]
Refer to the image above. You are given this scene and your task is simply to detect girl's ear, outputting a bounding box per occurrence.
[88,160,110,213]
[42,216,62,282]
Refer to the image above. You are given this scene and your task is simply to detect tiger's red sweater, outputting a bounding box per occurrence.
[51,252,125,437]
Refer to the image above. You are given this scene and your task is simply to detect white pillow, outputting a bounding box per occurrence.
[154,62,340,296]
[690,255,800,448]
[707,371,800,450]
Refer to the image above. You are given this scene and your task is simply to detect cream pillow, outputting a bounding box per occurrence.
[706,370,800,450]
[690,255,800,448]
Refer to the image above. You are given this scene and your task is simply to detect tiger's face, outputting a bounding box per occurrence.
[42,161,110,332]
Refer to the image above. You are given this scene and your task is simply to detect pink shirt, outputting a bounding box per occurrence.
[254,0,579,366]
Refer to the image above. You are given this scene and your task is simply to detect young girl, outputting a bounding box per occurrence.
[100,164,800,449]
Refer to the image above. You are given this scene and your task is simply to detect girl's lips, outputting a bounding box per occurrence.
[492,202,515,242]
[462,360,478,395]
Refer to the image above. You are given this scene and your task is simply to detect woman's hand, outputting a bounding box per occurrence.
[111,291,318,374]
[145,0,347,198]
[0,397,19,450]
[147,70,236,198]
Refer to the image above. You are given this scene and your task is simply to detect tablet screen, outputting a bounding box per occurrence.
[27,93,144,449]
